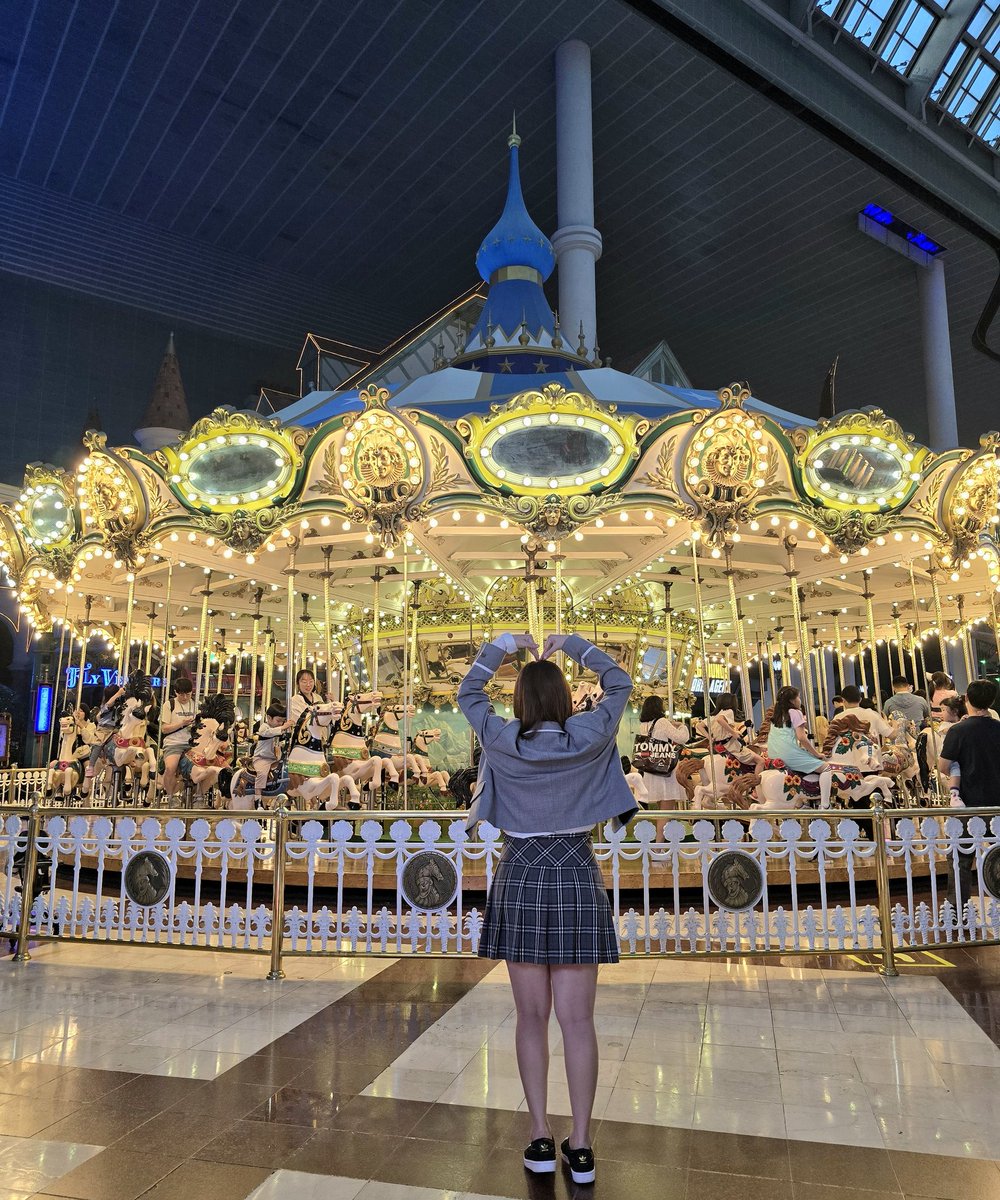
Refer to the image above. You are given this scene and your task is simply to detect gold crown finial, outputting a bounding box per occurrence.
[508,111,521,149]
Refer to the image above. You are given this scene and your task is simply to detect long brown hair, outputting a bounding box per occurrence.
[771,686,801,729]
[514,660,572,733]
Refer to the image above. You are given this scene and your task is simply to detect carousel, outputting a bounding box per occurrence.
[2,129,999,828]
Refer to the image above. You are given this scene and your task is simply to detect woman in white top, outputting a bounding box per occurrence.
[636,695,690,809]
[287,669,326,727]
[159,678,197,798]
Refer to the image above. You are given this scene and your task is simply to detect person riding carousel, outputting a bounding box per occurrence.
[766,685,831,783]
[159,677,197,799]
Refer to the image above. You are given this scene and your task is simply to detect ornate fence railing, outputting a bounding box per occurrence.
[2,798,999,977]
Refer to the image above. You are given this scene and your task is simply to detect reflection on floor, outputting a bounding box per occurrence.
[0,941,998,1198]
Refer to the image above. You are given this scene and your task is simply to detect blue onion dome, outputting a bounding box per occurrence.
[475,125,555,285]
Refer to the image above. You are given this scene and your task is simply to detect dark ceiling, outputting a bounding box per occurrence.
[1,0,998,446]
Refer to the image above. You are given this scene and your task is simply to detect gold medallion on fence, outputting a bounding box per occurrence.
[123,850,172,907]
[706,850,764,912]
[981,846,1000,901]
[401,851,458,912]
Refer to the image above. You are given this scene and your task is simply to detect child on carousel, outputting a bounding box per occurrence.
[252,701,292,803]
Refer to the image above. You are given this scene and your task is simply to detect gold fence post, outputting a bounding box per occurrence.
[13,799,42,963]
[267,798,288,981]
[872,794,899,978]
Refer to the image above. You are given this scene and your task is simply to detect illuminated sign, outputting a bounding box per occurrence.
[34,684,53,735]
[65,665,163,690]
[861,204,944,255]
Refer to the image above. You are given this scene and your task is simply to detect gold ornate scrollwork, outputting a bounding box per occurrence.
[193,505,300,556]
[807,508,895,554]
[76,444,149,569]
[485,491,620,539]
[680,386,777,545]
[943,445,999,563]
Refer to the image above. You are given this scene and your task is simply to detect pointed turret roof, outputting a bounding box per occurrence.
[140,333,191,430]
[455,123,589,374]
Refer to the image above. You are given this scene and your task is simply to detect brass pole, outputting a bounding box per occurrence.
[812,629,828,718]
[215,628,226,694]
[12,802,42,963]
[784,539,815,731]
[755,639,767,716]
[266,799,288,981]
[861,571,882,709]
[908,562,930,684]
[691,537,718,803]
[284,545,298,708]
[46,606,70,764]
[322,547,334,700]
[891,604,907,679]
[663,582,674,715]
[372,567,381,693]
[232,641,243,712]
[120,574,136,682]
[927,560,952,678]
[193,570,212,705]
[401,549,410,809]
[833,613,845,695]
[872,794,899,978]
[764,633,777,702]
[855,626,869,694]
[724,545,753,722]
[248,587,263,723]
[159,629,174,757]
[906,623,920,694]
[261,625,275,710]
[956,595,975,683]
[143,608,156,675]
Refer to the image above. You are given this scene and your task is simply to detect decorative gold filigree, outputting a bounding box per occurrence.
[427,438,465,496]
[484,491,620,538]
[944,450,999,563]
[807,508,895,554]
[638,436,679,499]
[193,505,300,556]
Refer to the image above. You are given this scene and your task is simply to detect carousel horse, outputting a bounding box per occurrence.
[371,702,432,784]
[285,699,361,811]
[409,728,451,793]
[178,693,235,802]
[749,761,894,810]
[689,753,761,809]
[96,671,157,802]
[46,711,92,797]
[328,692,398,794]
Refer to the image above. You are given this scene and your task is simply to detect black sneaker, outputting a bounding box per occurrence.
[523,1137,556,1174]
[561,1138,596,1184]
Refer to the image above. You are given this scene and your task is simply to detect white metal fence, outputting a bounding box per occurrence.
[2,797,999,977]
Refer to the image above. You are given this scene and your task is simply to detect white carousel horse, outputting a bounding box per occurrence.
[410,728,450,793]
[371,703,433,783]
[690,753,760,809]
[178,693,234,802]
[328,692,398,794]
[286,700,361,811]
[94,674,157,801]
[46,714,92,797]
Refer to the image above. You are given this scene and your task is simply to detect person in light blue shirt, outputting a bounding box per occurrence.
[458,630,634,1186]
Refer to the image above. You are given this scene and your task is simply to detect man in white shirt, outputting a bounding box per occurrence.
[839,685,896,738]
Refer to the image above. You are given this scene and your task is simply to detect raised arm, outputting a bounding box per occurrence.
[560,634,633,740]
[457,633,536,748]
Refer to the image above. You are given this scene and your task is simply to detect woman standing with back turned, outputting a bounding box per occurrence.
[457,630,636,1187]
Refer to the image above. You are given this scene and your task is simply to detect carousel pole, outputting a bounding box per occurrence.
[724,544,753,723]
[956,595,975,683]
[833,613,845,695]
[811,629,828,718]
[861,571,883,709]
[855,626,869,694]
[765,633,778,702]
[46,603,70,764]
[927,560,952,678]
[51,594,71,713]
[908,562,930,682]
[213,629,225,694]
[160,628,175,752]
[891,604,907,678]
[119,574,136,682]
[906,623,920,692]
[321,548,334,701]
[232,641,243,713]
[691,535,719,804]
[401,547,410,810]
[785,538,815,732]
[143,607,156,675]
[372,567,382,693]
[662,581,674,715]
[284,544,298,708]
[193,570,213,705]
[990,590,1000,666]
[248,587,264,723]
[74,596,94,710]
[261,624,275,710]
[755,639,767,715]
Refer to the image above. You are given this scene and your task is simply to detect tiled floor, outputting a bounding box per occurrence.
[1,941,1000,1198]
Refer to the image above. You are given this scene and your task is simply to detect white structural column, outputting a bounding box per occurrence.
[917,255,959,451]
[552,39,602,355]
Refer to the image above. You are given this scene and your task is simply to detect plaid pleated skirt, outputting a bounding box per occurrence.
[478,833,619,964]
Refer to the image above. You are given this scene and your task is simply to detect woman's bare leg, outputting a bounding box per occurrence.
[507,962,553,1141]
[550,963,599,1149]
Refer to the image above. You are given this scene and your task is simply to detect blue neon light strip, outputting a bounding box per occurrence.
[861,203,945,254]
[34,684,53,735]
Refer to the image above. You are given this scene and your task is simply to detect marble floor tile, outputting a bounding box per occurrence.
[692,1097,786,1138]
[363,1067,460,1102]
[602,1086,697,1127]
[783,1102,884,1148]
[245,1172,368,1200]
